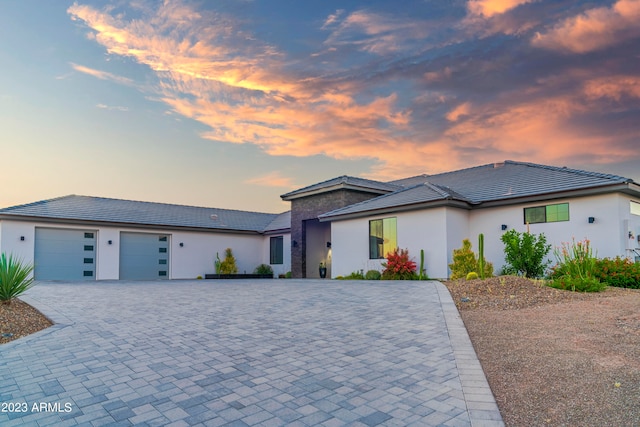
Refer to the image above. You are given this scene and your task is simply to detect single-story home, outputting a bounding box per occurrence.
[1,160,639,280]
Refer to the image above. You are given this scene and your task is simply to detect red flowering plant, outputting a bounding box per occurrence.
[381,248,418,280]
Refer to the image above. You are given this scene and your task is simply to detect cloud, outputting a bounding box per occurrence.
[245,171,296,188]
[468,0,536,18]
[96,103,129,111]
[66,1,640,180]
[70,63,134,85]
[532,0,640,53]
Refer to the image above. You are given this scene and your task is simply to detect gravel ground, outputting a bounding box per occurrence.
[3,279,639,426]
[0,299,52,344]
[445,276,640,427]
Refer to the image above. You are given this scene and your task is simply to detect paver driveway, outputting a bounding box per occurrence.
[1,280,503,426]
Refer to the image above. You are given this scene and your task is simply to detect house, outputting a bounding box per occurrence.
[1,160,639,280]
[0,196,291,280]
[282,161,640,279]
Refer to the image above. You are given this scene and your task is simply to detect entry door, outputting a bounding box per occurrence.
[34,228,97,281]
[119,232,170,280]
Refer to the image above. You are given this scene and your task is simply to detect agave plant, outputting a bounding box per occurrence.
[0,253,35,304]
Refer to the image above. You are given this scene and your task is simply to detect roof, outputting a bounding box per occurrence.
[281,175,401,200]
[319,160,638,220]
[0,195,290,233]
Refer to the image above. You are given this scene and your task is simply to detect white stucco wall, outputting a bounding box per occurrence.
[328,193,640,280]
[261,233,292,277]
[0,219,288,280]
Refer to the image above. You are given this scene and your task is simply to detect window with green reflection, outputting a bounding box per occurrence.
[369,217,397,259]
[524,203,569,224]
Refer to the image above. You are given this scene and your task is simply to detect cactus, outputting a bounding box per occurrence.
[419,249,425,280]
[478,233,485,280]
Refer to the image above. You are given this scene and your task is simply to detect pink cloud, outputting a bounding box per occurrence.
[70,62,133,85]
[532,0,640,53]
[467,0,535,17]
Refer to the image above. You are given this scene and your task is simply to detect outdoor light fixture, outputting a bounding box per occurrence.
[292,240,298,247]
[588,217,595,224]
[326,242,331,248]
[108,240,113,245]
[501,224,508,230]
[179,242,184,247]
[20,236,25,241]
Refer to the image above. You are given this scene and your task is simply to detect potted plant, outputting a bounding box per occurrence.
[319,262,327,278]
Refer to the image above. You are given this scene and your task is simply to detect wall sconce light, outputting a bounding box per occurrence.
[292,240,298,247]
[20,236,25,241]
[108,240,113,245]
[179,242,184,247]
[501,224,508,231]
[588,217,595,224]
[326,242,331,248]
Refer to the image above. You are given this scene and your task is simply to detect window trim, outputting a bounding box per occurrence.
[270,236,284,265]
[524,202,569,224]
[369,217,397,259]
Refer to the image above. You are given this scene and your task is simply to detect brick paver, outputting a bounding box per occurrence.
[1,280,503,426]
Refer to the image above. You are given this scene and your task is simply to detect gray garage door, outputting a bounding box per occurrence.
[34,228,97,281]
[119,232,170,280]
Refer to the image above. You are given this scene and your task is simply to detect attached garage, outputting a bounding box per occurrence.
[119,232,170,280]
[34,228,97,281]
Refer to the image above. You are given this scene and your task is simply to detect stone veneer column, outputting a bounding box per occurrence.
[289,190,380,278]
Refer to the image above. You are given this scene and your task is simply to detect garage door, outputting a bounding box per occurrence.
[119,232,170,280]
[34,228,97,281]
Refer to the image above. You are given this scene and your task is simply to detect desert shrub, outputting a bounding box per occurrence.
[365,270,381,280]
[285,271,292,278]
[449,239,494,280]
[466,272,479,280]
[382,248,417,280]
[196,275,203,280]
[548,276,606,292]
[219,248,238,274]
[254,264,274,276]
[594,257,640,289]
[0,254,35,304]
[501,230,551,278]
[548,239,605,292]
[340,271,365,280]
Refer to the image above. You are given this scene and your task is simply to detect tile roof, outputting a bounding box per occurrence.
[320,161,636,219]
[281,175,401,200]
[0,195,287,233]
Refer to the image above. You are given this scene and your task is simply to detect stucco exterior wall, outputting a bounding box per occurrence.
[329,193,640,279]
[0,219,288,280]
[261,233,292,278]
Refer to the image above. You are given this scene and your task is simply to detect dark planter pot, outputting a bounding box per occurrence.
[205,274,273,279]
[319,267,327,278]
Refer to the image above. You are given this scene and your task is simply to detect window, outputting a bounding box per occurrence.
[83,258,94,264]
[631,201,640,216]
[369,217,397,259]
[84,245,94,251]
[270,236,284,264]
[84,232,94,239]
[524,203,569,224]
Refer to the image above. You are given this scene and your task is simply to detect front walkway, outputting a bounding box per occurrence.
[1,280,503,426]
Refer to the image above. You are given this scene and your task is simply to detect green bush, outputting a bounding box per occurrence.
[593,257,640,289]
[254,264,274,276]
[0,253,35,304]
[548,239,606,292]
[341,271,365,280]
[365,270,381,280]
[466,272,478,280]
[501,230,551,278]
[285,271,292,279]
[382,248,418,280]
[548,276,606,292]
[219,248,238,274]
[449,239,493,280]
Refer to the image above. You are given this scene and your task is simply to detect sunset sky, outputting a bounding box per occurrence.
[1,0,639,213]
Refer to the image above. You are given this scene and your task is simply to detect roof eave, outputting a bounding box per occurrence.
[0,214,264,235]
[281,183,394,201]
[475,182,640,208]
[318,199,472,222]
